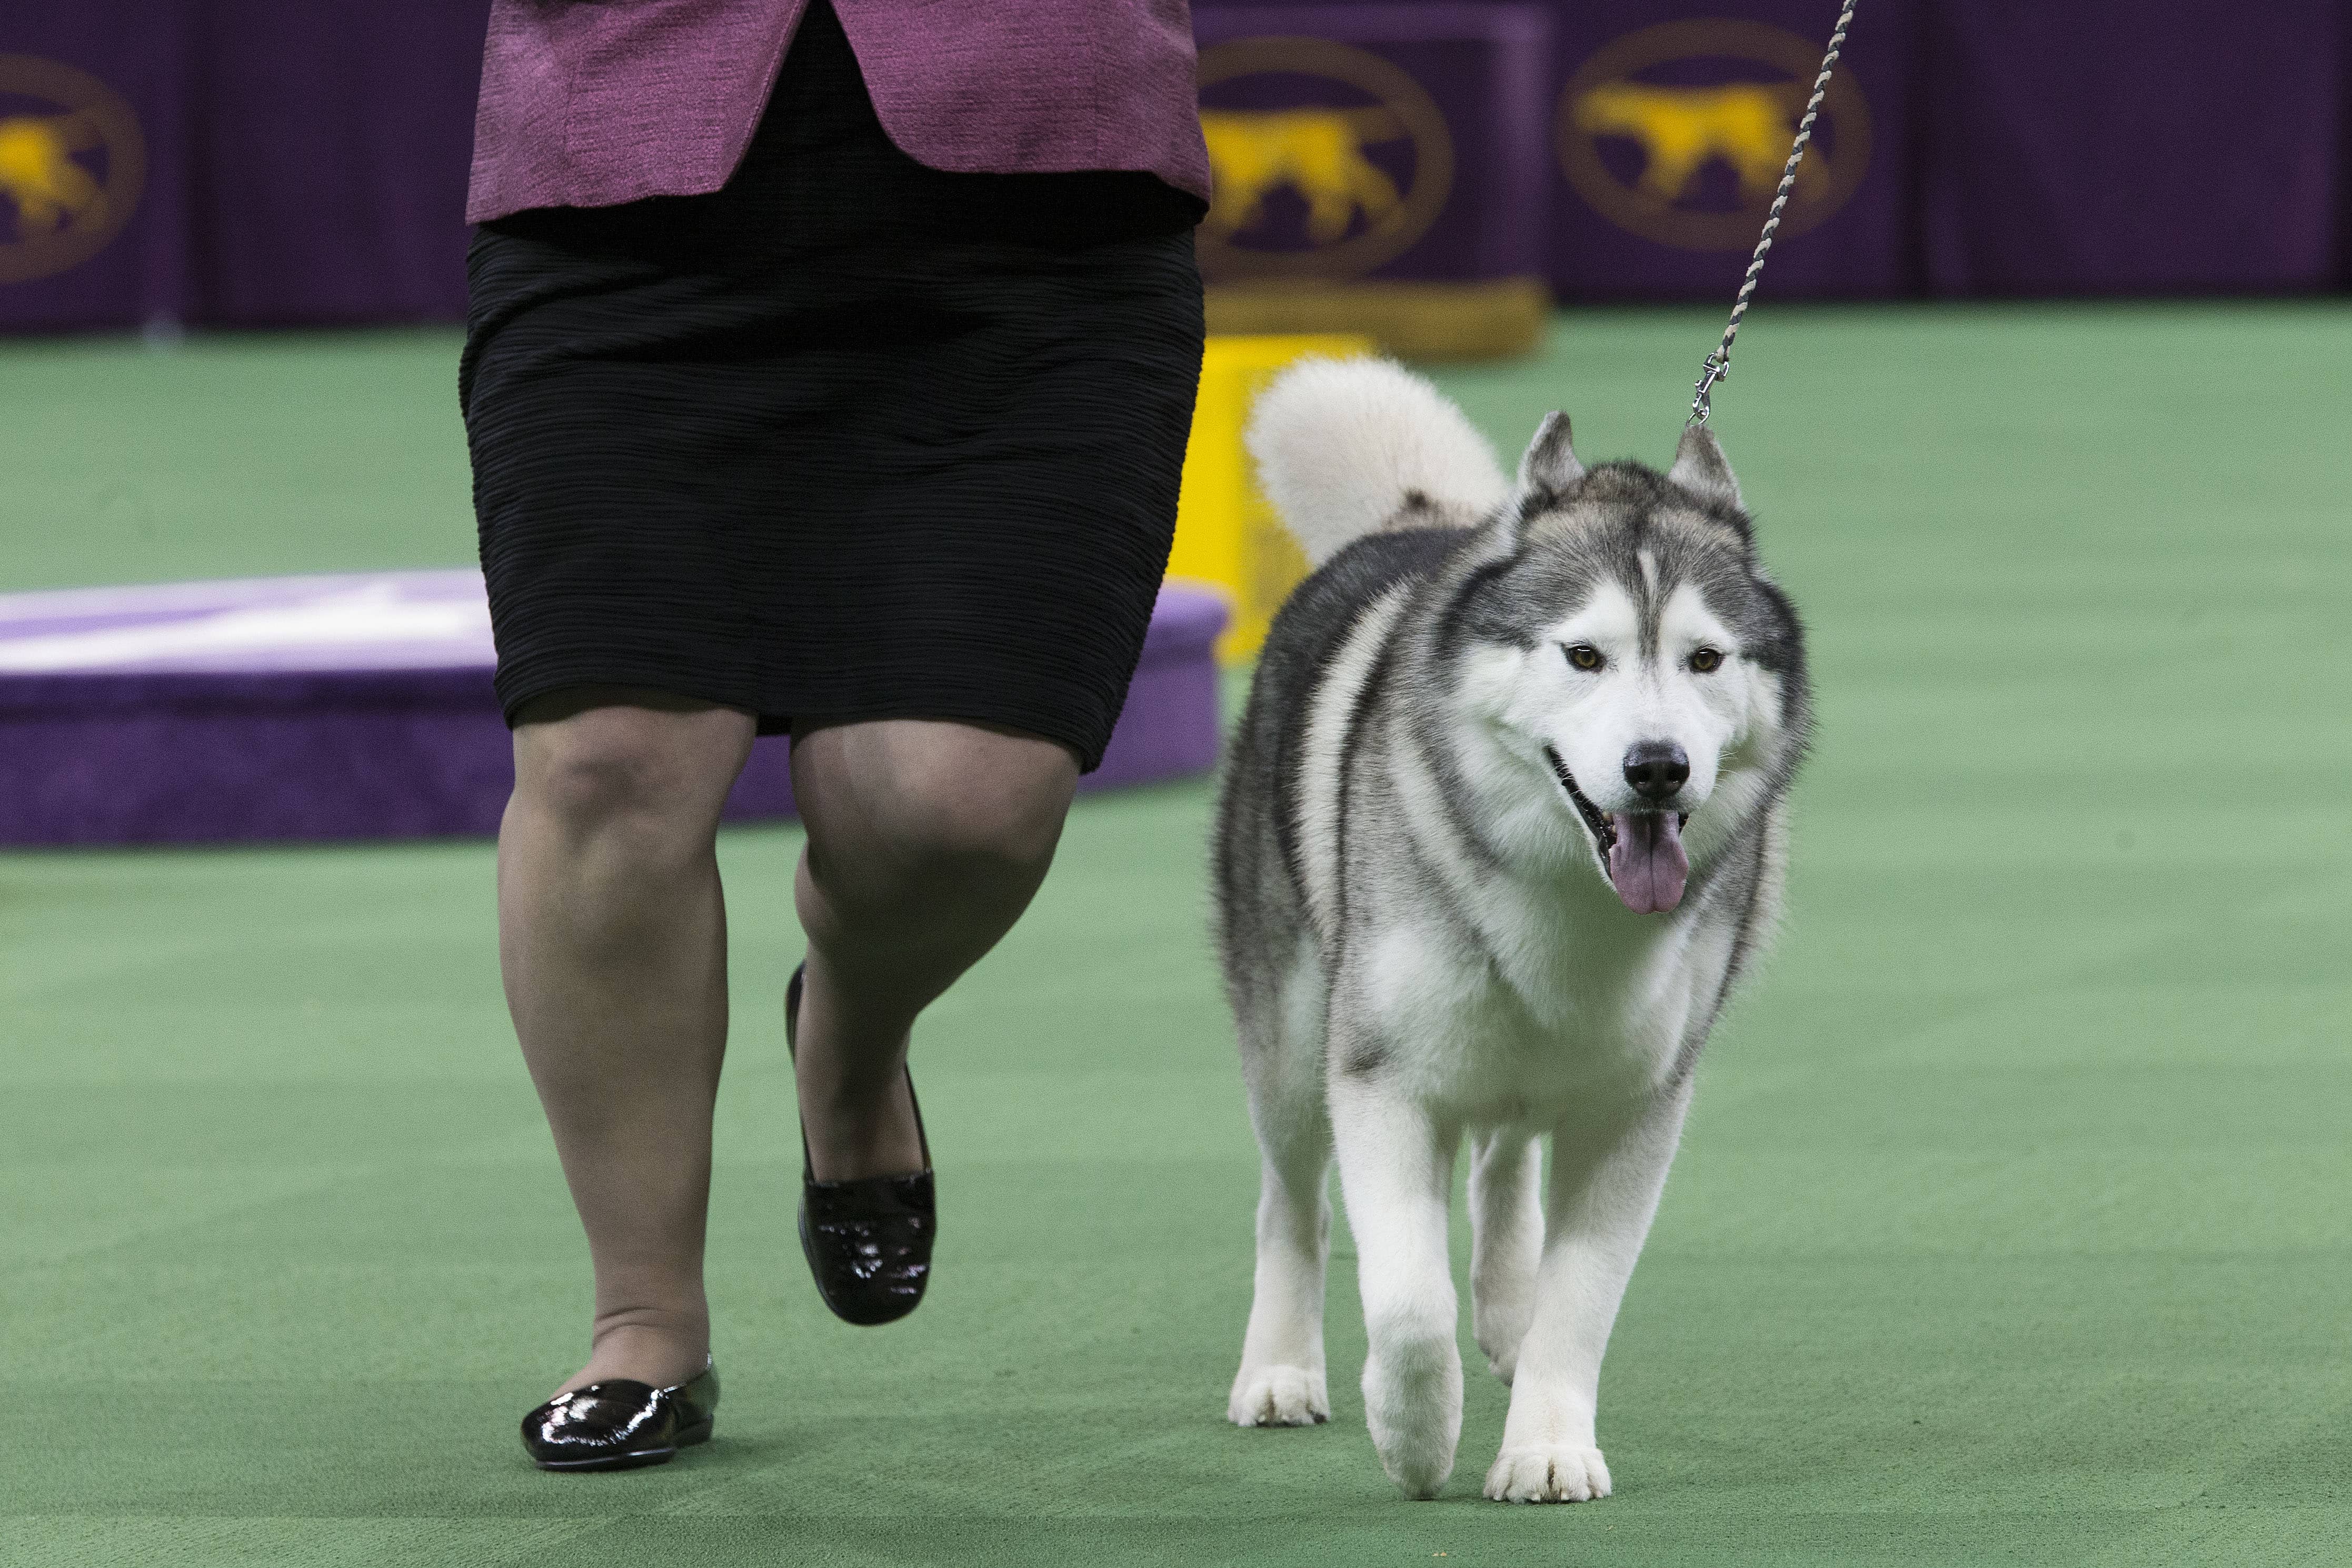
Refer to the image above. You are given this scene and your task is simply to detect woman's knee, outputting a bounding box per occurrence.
[795,720,1078,916]
[821,781,1072,918]
[512,691,754,846]
[904,781,1071,880]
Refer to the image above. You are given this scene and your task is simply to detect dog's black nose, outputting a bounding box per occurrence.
[1623,741,1689,802]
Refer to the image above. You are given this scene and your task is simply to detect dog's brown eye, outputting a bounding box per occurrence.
[1566,644,1603,672]
[1689,647,1723,673]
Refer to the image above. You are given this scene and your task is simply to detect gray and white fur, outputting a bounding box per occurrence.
[1213,358,1811,1502]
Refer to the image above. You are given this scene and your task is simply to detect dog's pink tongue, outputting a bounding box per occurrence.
[1608,813,1689,914]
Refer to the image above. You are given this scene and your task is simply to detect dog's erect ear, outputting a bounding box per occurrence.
[1668,425,1742,510]
[1517,411,1584,495]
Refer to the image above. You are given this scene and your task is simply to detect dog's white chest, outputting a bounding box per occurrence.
[1353,894,1711,1120]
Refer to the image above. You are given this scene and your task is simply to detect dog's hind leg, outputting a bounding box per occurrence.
[1331,1053,1464,1499]
[1228,957,1334,1427]
[1469,1131,1543,1384]
[1483,1085,1692,1503]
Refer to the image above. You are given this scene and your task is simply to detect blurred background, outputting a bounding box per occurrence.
[4,5,2348,1566]
[8,1,2344,334]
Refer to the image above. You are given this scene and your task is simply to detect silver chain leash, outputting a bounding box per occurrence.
[1688,0,1860,426]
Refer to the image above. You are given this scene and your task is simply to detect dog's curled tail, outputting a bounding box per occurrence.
[1244,357,1511,568]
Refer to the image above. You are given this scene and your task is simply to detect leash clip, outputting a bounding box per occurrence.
[1688,353,1728,426]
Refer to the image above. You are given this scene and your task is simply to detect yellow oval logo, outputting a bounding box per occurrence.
[1557,20,1869,252]
[1195,36,1453,283]
[0,54,146,286]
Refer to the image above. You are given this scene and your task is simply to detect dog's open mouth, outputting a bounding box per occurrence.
[1544,745,1616,855]
[1544,746,1690,915]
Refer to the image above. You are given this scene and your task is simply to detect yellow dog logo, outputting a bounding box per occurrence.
[1571,82,1823,206]
[1200,107,1407,246]
[1557,21,1869,252]
[1194,36,1454,282]
[0,54,145,285]
[0,114,109,236]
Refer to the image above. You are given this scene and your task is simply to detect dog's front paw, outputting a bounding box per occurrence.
[1372,1430,1456,1500]
[1363,1344,1462,1499]
[1228,1364,1330,1426]
[1483,1445,1611,1503]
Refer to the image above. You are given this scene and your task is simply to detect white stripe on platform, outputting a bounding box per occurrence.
[0,568,487,624]
[0,583,493,672]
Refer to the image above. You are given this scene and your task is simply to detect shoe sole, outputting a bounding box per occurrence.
[531,1417,714,1473]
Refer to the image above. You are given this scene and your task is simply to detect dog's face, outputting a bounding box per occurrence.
[1444,420,1808,913]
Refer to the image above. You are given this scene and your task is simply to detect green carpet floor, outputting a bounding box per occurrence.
[4,305,2349,1565]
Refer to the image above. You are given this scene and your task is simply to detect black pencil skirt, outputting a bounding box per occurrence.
[459,0,1205,771]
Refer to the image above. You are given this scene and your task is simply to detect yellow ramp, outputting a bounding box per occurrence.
[1171,333,1372,662]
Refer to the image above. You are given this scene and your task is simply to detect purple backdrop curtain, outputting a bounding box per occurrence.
[1,0,2347,332]
[1,0,483,332]
[1192,4,1554,287]
[1,3,194,331]
[1918,0,2343,294]
[194,2,485,323]
[1538,0,1920,300]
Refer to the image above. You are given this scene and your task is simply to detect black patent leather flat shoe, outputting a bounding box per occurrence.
[521,1360,719,1472]
[787,964,935,1326]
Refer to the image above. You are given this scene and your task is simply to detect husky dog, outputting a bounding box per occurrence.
[1214,359,1810,1502]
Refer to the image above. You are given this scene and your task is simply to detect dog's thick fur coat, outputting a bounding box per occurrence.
[1214,359,1811,1502]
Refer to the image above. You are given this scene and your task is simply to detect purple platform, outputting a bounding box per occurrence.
[0,571,1228,846]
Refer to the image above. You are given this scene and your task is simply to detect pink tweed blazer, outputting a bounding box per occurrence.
[466,0,1211,223]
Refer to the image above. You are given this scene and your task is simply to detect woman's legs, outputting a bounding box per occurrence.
[503,703,1076,1394]
[788,719,1079,1180]
[501,687,756,1395]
